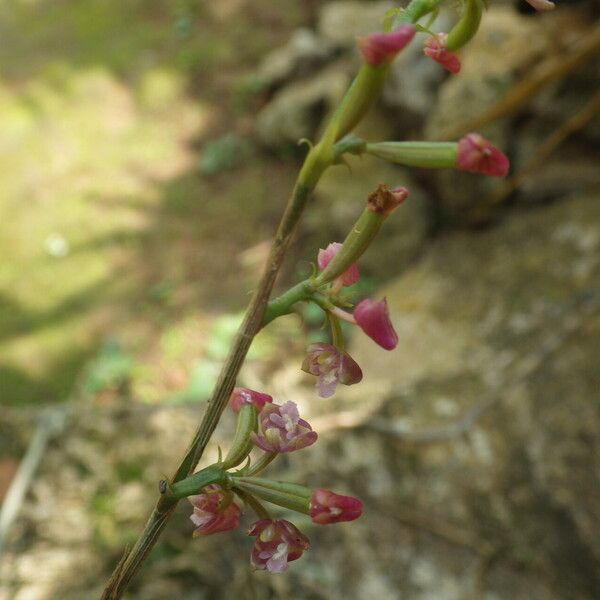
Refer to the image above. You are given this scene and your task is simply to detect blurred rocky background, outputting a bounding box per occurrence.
[0,1,599,599]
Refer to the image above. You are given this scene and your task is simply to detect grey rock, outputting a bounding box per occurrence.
[346,192,600,599]
[256,28,335,90]
[317,1,394,47]
[254,59,352,147]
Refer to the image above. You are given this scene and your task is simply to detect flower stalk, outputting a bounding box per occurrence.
[221,404,258,470]
[101,0,512,593]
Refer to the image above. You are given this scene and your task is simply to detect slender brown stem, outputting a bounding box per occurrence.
[101,167,328,598]
[101,3,439,594]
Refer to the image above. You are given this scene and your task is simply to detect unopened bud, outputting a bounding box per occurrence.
[423,33,461,74]
[357,26,416,66]
[456,133,509,177]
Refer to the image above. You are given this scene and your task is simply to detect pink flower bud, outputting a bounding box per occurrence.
[456,133,510,177]
[301,342,363,398]
[318,242,360,287]
[248,519,310,573]
[357,25,416,66]
[189,485,241,536]
[251,401,318,453]
[354,298,398,350]
[309,489,363,525]
[526,0,555,10]
[229,387,273,413]
[423,33,461,74]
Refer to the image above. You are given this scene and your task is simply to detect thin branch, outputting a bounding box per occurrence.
[101,179,317,599]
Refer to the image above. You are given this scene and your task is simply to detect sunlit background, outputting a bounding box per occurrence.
[1,1,599,598]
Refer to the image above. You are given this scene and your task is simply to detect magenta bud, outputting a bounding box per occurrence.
[309,489,363,525]
[301,342,363,398]
[229,387,273,413]
[251,401,318,453]
[353,298,398,350]
[357,25,416,66]
[456,133,510,177]
[189,485,241,537]
[423,33,461,74]
[318,242,360,287]
[248,519,310,573]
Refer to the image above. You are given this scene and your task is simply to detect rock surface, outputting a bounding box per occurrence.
[2,192,598,599]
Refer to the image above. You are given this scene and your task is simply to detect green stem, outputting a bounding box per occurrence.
[235,477,312,499]
[166,465,226,500]
[313,206,386,286]
[366,141,458,168]
[329,64,390,143]
[245,452,278,476]
[102,161,327,600]
[221,405,257,470]
[234,487,271,520]
[234,481,310,515]
[328,312,345,350]
[262,279,315,327]
[446,0,483,52]
[393,0,444,26]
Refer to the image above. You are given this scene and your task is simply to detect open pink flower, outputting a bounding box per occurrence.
[189,485,241,537]
[318,242,360,288]
[456,133,509,177]
[354,298,398,350]
[423,33,461,74]
[248,519,310,573]
[301,342,363,398]
[251,401,318,453]
[310,489,363,525]
[357,25,416,66]
[526,0,555,10]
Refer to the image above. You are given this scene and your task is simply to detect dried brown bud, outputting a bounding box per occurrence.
[367,184,408,216]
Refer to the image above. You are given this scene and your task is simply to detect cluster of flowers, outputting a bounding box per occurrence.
[358,0,555,75]
[188,10,518,574]
[189,388,362,572]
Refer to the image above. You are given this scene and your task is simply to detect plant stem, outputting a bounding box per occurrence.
[102,174,324,599]
[244,452,278,477]
[262,279,315,326]
[233,487,271,520]
[100,3,442,592]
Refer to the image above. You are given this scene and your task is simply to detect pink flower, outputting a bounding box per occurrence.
[251,401,318,453]
[456,133,510,177]
[189,485,241,537]
[354,298,398,350]
[229,387,273,413]
[423,33,461,74]
[310,489,363,525]
[357,25,416,66]
[301,342,363,398]
[525,0,555,10]
[248,519,310,573]
[318,242,360,288]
